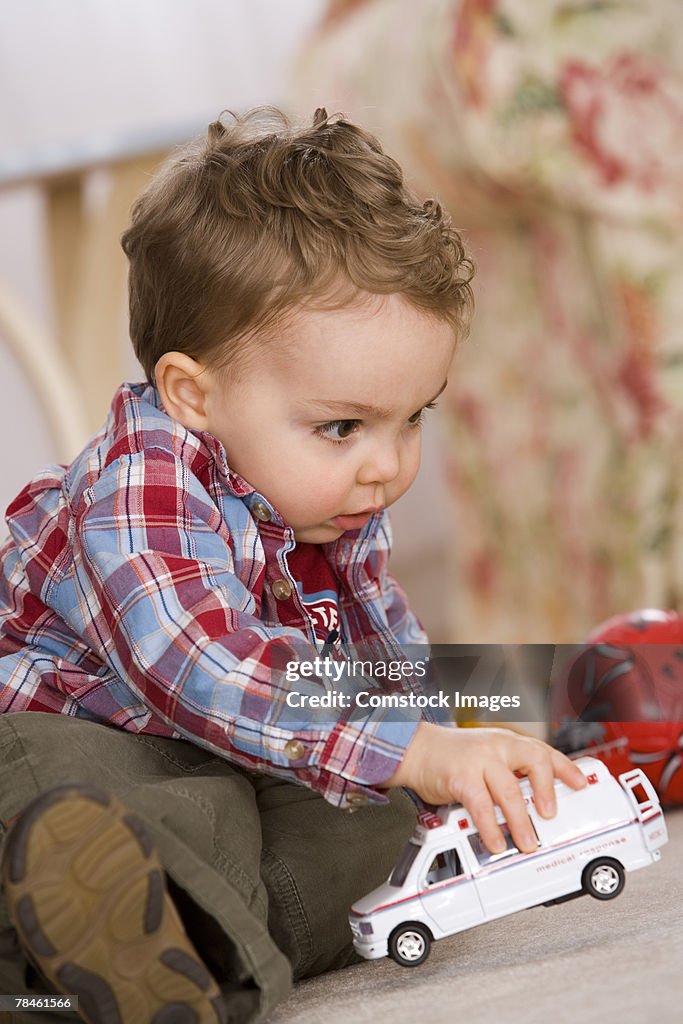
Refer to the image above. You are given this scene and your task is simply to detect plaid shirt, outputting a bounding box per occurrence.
[0,383,431,810]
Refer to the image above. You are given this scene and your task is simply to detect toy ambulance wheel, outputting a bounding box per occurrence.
[582,858,625,900]
[388,923,432,967]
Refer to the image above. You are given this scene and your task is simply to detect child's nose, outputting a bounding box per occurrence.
[356,442,401,485]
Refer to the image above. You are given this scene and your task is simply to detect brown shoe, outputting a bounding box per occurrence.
[1,783,228,1024]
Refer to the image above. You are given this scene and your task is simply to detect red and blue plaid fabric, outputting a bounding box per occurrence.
[0,383,429,808]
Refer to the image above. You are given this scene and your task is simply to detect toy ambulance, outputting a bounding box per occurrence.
[349,756,668,966]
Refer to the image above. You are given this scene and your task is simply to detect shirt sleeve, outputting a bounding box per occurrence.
[374,515,456,733]
[67,449,420,809]
[374,512,428,647]
[381,570,429,647]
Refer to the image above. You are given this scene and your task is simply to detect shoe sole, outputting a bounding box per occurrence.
[1,783,228,1024]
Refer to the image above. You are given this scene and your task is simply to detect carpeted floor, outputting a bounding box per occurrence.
[268,808,683,1024]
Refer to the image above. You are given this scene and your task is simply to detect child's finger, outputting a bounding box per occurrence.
[550,748,588,791]
[461,785,507,855]
[485,763,538,854]
[525,760,557,819]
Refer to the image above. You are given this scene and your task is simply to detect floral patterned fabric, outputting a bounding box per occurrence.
[294,0,683,642]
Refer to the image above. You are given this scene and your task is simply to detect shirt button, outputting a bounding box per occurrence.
[346,793,369,807]
[252,501,272,522]
[284,739,305,761]
[271,579,292,601]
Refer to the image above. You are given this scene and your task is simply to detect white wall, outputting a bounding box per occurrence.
[0,1,323,149]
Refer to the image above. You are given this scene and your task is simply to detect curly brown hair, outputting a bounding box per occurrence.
[121,107,474,383]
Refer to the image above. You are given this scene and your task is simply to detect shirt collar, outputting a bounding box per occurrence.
[138,381,257,499]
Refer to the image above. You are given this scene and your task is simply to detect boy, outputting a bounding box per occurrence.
[0,108,586,1023]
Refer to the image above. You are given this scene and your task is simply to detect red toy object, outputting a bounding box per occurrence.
[550,609,683,806]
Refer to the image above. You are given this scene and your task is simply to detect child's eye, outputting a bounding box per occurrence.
[314,419,360,444]
[408,401,438,426]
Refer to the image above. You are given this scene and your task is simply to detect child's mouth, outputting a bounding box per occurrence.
[330,509,380,530]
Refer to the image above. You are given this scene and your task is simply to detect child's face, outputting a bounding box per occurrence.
[204,293,457,542]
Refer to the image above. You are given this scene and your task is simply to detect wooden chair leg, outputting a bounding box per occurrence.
[0,279,88,462]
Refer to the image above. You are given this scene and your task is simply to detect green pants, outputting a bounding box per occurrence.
[0,713,415,1023]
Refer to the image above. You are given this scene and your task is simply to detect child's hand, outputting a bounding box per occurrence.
[384,723,587,855]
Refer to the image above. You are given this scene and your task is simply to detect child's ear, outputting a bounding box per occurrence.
[154,352,211,431]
